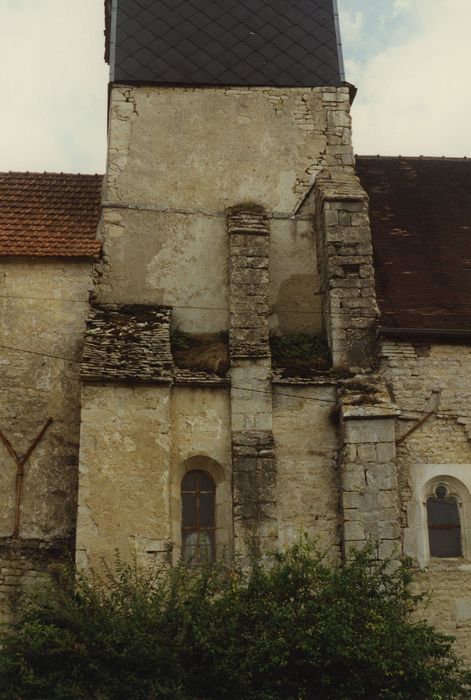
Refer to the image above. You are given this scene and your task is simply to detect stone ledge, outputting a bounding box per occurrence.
[342,405,400,420]
[81,303,173,382]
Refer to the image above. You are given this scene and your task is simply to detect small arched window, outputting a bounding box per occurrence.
[181,470,216,564]
[426,484,462,558]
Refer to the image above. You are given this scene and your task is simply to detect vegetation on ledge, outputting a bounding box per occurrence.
[270,333,331,375]
[171,329,229,376]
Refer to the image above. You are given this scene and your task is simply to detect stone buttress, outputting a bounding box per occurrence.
[314,172,402,558]
[227,205,277,561]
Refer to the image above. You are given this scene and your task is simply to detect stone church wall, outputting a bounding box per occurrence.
[0,258,93,611]
[273,383,340,556]
[380,339,471,659]
[77,381,341,569]
[76,85,356,569]
[97,85,353,334]
[77,384,173,568]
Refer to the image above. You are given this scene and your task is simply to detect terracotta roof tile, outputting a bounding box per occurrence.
[356,156,471,332]
[0,172,103,257]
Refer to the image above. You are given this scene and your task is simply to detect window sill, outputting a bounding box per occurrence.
[425,558,471,572]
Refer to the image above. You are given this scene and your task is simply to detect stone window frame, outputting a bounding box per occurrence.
[405,464,471,568]
[171,455,232,565]
[424,479,466,560]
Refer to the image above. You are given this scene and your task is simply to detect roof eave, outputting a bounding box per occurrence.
[378,326,471,343]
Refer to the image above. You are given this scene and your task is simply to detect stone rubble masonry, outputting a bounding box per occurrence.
[0,538,71,619]
[232,430,277,562]
[81,304,173,382]
[227,204,270,359]
[380,340,471,428]
[379,339,471,658]
[314,174,379,369]
[227,204,278,560]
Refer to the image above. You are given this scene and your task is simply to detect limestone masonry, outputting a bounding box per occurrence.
[1,0,471,662]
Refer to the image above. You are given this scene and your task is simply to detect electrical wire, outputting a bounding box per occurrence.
[1,341,471,419]
[2,294,471,320]
[0,294,323,315]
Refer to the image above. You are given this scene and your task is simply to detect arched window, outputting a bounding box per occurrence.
[426,483,462,558]
[181,470,216,564]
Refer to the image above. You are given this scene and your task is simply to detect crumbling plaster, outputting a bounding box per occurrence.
[98,86,353,334]
[106,86,352,211]
[0,258,93,540]
[269,218,322,335]
[273,384,340,556]
[77,384,173,569]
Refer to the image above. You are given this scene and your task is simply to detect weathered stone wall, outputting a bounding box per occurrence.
[77,383,233,569]
[340,410,400,559]
[0,259,92,540]
[77,378,342,569]
[0,538,71,620]
[273,382,340,558]
[0,257,92,607]
[76,384,172,569]
[169,387,232,562]
[269,218,322,335]
[98,85,354,334]
[314,175,378,369]
[227,204,277,560]
[380,339,471,659]
[228,205,271,359]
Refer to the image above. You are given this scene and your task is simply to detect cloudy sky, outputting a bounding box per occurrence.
[0,0,469,173]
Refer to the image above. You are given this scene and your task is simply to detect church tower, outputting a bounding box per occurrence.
[77,0,386,569]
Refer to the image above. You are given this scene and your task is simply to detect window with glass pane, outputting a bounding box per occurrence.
[181,470,215,564]
[427,484,462,558]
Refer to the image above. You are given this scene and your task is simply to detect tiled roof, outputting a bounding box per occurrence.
[109,0,343,87]
[0,172,103,257]
[356,156,471,332]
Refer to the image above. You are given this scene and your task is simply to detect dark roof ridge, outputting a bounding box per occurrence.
[356,154,470,162]
[1,171,104,177]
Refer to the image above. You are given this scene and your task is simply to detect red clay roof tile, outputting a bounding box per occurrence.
[0,172,103,257]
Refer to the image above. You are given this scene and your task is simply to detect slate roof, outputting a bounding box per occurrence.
[356,156,471,332]
[0,172,103,257]
[106,0,343,87]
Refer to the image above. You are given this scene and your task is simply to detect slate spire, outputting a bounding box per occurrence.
[106,0,344,87]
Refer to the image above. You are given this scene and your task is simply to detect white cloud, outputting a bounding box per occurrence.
[392,0,411,15]
[0,0,108,173]
[349,0,471,156]
[339,8,364,44]
[0,0,469,169]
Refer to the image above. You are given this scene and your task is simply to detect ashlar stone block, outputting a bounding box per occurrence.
[344,418,395,445]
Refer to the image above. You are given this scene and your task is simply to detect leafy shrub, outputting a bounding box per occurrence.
[270,334,330,374]
[0,541,470,699]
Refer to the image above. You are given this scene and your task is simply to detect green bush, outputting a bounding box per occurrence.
[269,334,331,374]
[0,540,470,699]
